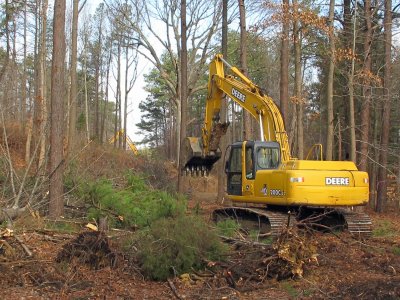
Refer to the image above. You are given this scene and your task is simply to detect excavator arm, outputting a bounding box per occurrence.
[109,129,139,156]
[184,55,371,236]
[184,54,291,174]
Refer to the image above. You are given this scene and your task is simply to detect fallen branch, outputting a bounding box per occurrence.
[0,239,15,257]
[0,206,27,223]
[219,235,270,247]
[14,235,33,257]
[42,218,88,227]
[0,259,53,266]
[167,279,183,300]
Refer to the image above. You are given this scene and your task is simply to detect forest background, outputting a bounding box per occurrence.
[0,0,399,218]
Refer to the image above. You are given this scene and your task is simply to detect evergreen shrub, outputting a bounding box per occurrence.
[136,215,227,280]
[86,173,186,228]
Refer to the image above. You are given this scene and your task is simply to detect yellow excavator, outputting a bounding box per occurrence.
[109,129,139,155]
[184,54,371,236]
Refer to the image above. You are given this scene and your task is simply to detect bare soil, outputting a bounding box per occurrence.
[2,182,400,299]
[2,127,399,298]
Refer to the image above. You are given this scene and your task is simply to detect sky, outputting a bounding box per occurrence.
[83,0,155,146]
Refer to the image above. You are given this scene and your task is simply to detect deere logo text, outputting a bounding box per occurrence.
[325,177,349,185]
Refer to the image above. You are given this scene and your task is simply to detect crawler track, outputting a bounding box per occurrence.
[212,206,372,237]
[340,210,373,237]
[212,207,295,236]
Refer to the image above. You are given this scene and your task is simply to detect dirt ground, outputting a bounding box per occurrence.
[1,176,400,299]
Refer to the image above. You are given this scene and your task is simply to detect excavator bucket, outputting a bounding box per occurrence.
[183,122,229,176]
[183,137,221,176]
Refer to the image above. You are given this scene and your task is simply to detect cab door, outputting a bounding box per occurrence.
[226,145,242,195]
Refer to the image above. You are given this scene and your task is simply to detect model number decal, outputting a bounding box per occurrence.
[270,189,285,196]
[325,177,349,186]
[232,88,246,102]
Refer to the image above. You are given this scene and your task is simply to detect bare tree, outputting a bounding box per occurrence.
[293,0,303,159]
[119,3,139,150]
[178,0,188,193]
[68,0,79,154]
[376,0,392,212]
[341,0,351,160]
[325,0,335,161]
[20,0,28,131]
[24,0,34,164]
[239,0,251,140]
[0,0,10,85]
[280,0,289,128]
[111,0,222,162]
[359,0,372,171]
[37,0,48,170]
[49,0,67,218]
[93,4,105,141]
[348,0,357,163]
[81,17,91,143]
[101,47,113,142]
[217,0,229,203]
[113,36,122,148]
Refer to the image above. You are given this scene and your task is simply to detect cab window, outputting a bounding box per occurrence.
[228,147,242,172]
[245,146,254,179]
[256,147,280,170]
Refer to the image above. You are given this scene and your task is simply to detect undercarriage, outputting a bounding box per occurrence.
[212,205,372,237]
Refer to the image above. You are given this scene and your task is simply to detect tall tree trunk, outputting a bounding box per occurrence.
[370,102,380,208]
[38,0,48,170]
[11,7,18,120]
[325,0,335,161]
[376,0,392,212]
[338,116,342,160]
[178,0,187,193]
[238,0,251,140]
[84,34,90,143]
[21,1,27,131]
[293,0,303,159]
[348,1,357,163]
[288,103,297,152]
[118,44,122,149]
[217,0,229,203]
[49,0,66,218]
[25,112,34,164]
[101,49,112,143]
[114,37,122,149]
[359,0,372,171]
[342,0,352,160]
[169,103,174,160]
[114,41,121,148]
[26,0,39,164]
[123,45,129,150]
[68,0,78,154]
[0,0,10,86]
[94,50,100,141]
[280,0,289,128]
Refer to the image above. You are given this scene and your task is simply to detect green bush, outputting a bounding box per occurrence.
[45,221,78,233]
[216,219,240,237]
[372,220,397,237]
[136,215,227,281]
[126,173,148,193]
[392,246,400,256]
[86,175,186,228]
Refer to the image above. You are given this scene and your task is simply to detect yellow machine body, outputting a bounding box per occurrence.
[109,129,139,155]
[185,54,369,209]
[228,143,369,207]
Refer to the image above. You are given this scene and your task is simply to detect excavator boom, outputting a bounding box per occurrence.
[184,54,291,173]
[109,129,139,156]
[183,54,371,236]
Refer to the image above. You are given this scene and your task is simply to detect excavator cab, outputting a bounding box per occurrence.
[225,141,281,196]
